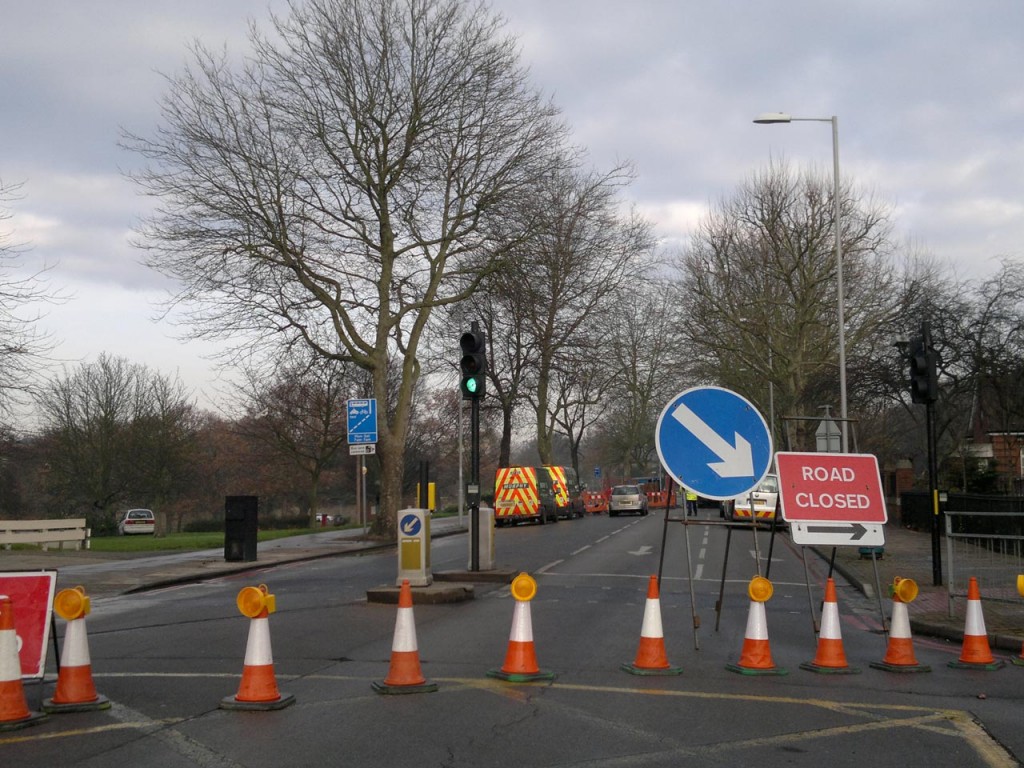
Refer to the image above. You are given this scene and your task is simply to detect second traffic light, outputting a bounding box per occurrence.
[908,335,938,404]
[460,328,487,399]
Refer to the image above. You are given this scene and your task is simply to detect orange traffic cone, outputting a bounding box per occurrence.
[0,595,47,731]
[870,577,930,673]
[801,578,860,674]
[727,576,787,676]
[43,587,111,712]
[622,576,682,675]
[373,580,438,694]
[487,573,555,682]
[221,584,296,710]
[949,577,1005,670]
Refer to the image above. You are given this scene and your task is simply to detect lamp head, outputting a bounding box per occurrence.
[753,112,792,124]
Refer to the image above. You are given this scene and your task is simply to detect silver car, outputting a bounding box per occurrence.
[609,485,649,517]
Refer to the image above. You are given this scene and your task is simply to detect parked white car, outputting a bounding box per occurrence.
[118,508,156,535]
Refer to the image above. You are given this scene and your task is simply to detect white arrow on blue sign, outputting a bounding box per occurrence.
[655,386,773,501]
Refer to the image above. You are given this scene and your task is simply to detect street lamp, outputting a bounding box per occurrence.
[753,112,848,452]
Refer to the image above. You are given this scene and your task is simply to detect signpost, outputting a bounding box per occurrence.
[347,399,378,533]
[776,452,887,547]
[777,451,889,638]
[655,387,774,649]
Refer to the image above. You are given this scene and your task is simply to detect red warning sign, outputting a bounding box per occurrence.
[0,571,57,678]
[777,452,887,524]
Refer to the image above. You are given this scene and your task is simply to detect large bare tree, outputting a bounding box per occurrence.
[677,160,899,449]
[125,0,566,534]
[0,179,58,419]
[492,163,655,465]
[35,353,198,532]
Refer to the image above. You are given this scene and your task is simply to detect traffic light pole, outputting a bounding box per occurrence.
[927,397,941,585]
[469,397,480,572]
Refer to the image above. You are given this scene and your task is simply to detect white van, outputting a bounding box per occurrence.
[725,474,781,526]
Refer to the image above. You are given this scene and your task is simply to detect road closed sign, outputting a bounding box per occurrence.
[776,452,887,547]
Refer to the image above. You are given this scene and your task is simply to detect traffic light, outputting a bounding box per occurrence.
[908,335,938,404]
[459,328,487,399]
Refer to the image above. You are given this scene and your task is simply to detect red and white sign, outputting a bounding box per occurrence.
[777,452,887,547]
[0,571,57,678]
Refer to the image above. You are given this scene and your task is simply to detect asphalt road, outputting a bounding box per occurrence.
[4,513,1023,767]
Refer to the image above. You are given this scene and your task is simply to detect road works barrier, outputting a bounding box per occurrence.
[220,584,295,710]
[373,579,437,694]
[583,492,608,514]
[621,575,682,676]
[43,586,110,712]
[488,573,554,682]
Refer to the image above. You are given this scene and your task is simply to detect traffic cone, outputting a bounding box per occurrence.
[949,577,1005,670]
[621,576,682,675]
[221,584,296,710]
[727,576,787,676]
[487,573,555,682]
[43,587,111,712]
[0,595,47,731]
[800,578,860,674]
[870,578,930,673]
[372,580,438,694]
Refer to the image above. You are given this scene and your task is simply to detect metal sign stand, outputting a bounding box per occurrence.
[656,480,783,650]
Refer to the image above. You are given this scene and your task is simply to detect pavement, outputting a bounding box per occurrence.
[2,513,1023,652]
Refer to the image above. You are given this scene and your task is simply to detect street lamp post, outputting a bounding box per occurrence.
[753,112,848,452]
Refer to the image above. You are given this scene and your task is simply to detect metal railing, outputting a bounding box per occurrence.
[944,509,1024,617]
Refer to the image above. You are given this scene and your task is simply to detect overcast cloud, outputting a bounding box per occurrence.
[2,1,1022,414]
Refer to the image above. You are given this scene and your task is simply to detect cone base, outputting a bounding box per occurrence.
[220,692,295,711]
[869,661,931,673]
[621,662,683,676]
[1011,656,1024,667]
[726,662,788,676]
[371,680,439,695]
[43,694,111,713]
[947,659,1005,671]
[486,668,555,683]
[800,661,861,675]
[0,710,47,731]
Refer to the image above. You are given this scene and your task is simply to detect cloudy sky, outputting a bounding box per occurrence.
[2,1,1022,418]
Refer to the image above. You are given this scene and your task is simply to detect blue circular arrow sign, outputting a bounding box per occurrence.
[655,386,773,501]
[399,513,422,536]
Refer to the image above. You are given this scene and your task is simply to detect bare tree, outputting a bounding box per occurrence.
[235,352,353,526]
[595,280,689,479]
[677,160,900,449]
[496,163,655,464]
[34,354,197,532]
[125,0,567,534]
[0,179,59,419]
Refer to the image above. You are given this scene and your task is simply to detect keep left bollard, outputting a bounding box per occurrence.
[221,584,295,710]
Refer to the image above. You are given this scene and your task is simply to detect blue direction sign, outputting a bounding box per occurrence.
[655,386,772,501]
[399,513,422,536]
[346,398,378,444]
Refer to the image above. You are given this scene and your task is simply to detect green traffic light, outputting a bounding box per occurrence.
[466,377,478,394]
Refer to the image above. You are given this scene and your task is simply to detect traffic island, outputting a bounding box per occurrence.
[366,583,474,604]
